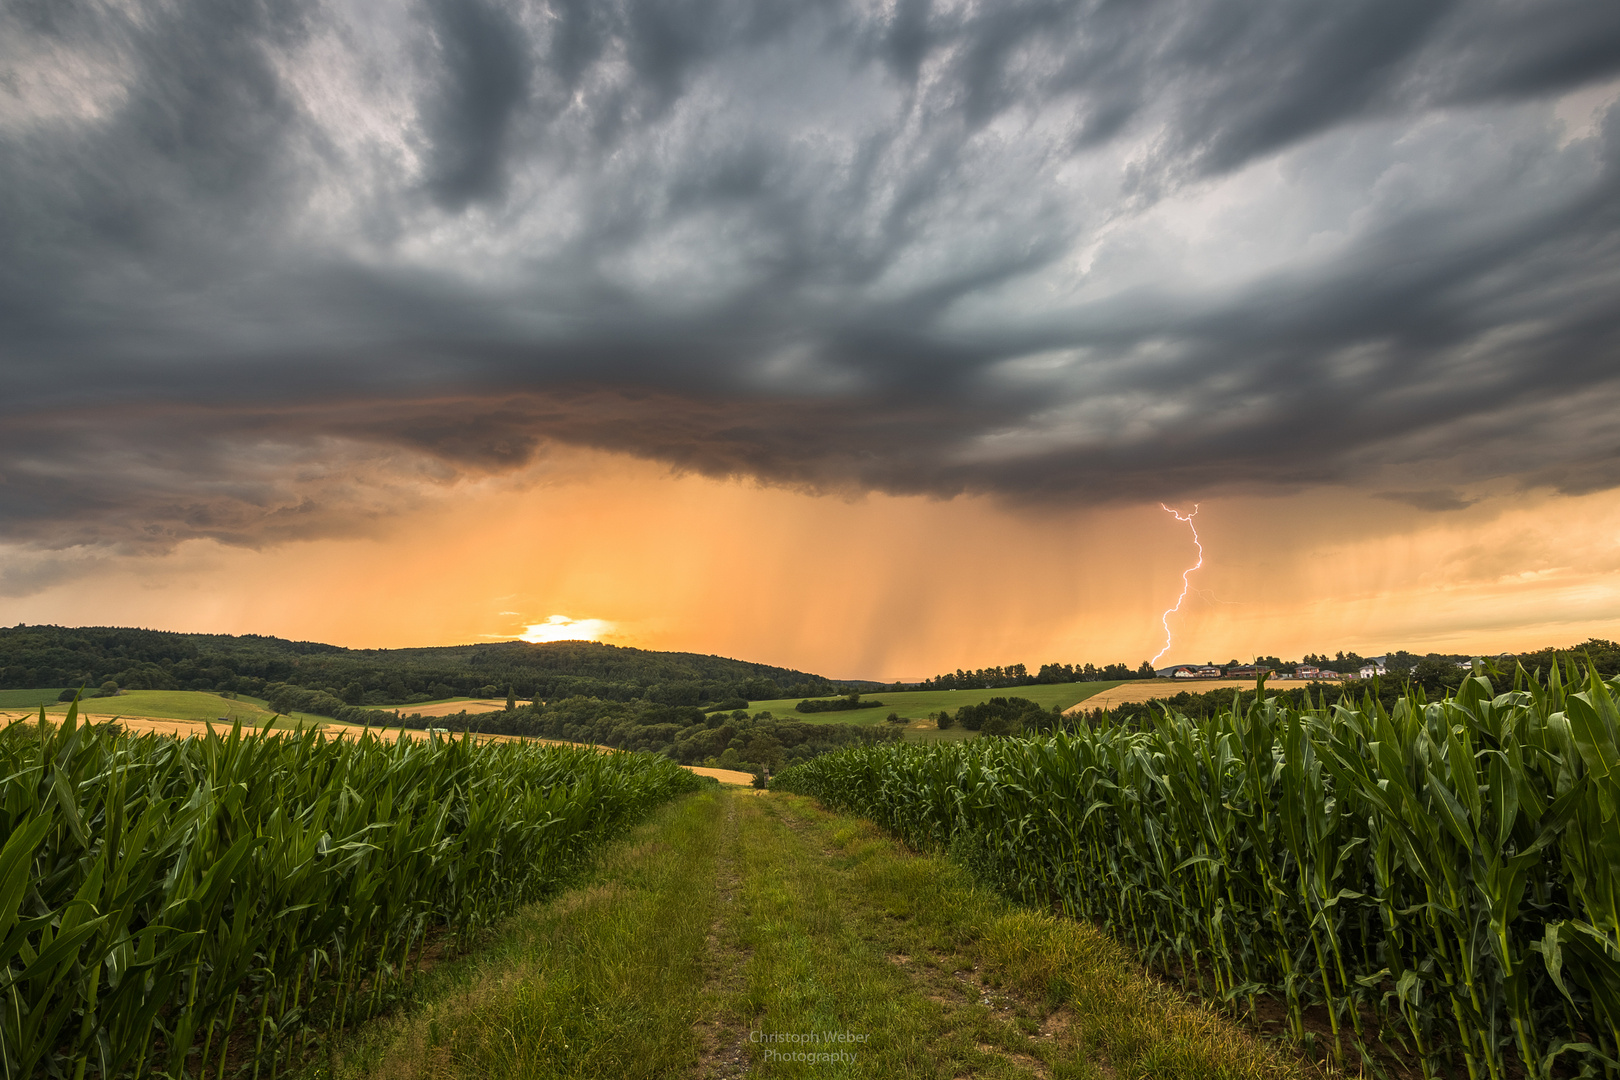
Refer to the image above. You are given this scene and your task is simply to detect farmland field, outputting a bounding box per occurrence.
[0,704,704,1079]
[772,665,1620,1079]
[14,666,1613,1079]
[10,714,322,741]
[2,688,330,727]
[2,692,1307,1080]
[1063,678,1287,711]
[744,680,1127,725]
[14,706,762,784]
[356,697,512,717]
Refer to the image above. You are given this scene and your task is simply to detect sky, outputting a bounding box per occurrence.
[3,0,1620,679]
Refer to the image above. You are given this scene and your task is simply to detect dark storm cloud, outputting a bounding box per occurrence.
[3,0,1620,573]
[422,0,533,207]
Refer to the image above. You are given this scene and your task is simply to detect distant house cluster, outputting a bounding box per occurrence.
[1164,664,1224,679]
[1155,659,1388,680]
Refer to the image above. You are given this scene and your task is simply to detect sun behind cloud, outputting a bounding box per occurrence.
[519,615,616,644]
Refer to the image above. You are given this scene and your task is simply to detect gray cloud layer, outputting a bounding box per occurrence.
[3,0,1620,565]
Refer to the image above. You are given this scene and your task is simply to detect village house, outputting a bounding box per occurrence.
[1158,664,1224,679]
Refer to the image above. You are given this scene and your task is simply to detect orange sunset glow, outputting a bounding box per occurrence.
[4,445,1618,678]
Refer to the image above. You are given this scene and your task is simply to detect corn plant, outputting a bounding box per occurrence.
[1,702,703,1079]
[773,665,1620,1078]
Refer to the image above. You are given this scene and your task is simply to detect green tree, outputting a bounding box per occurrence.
[1383,650,1419,677]
[745,733,784,772]
[1412,654,1465,694]
[506,685,516,711]
[936,710,954,730]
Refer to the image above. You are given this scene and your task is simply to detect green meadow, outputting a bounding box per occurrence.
[0,688,72,708]
[7,682,1141,745]
[360,685,1135,725]
[743,681,1129,726]
[25,689,324,729]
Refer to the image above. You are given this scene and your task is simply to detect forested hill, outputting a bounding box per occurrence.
[0,625,847,707]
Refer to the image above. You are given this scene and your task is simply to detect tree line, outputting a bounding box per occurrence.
[934,696,1062,736]
[916,660,1155,690]
[0,625,848,709]
[917,639,1620,690]
[795,692,884,713]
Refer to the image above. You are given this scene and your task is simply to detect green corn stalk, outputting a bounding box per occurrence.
[1,699,702,1079]
[773,664,1620,1079]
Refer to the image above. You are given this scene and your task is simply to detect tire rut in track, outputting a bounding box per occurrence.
[691,795,754,1079]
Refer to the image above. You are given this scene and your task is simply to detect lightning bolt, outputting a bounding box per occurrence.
[1150,504,1203,666]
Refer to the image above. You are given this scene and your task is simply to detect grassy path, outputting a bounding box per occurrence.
[330,789,1307,1080]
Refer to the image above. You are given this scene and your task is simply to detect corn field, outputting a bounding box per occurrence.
[1,704,703,1080]
[773,665,1620,1079]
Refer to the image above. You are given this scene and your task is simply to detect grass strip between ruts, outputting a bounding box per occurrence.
[321,788,726,1080]
[326,788,1309,1080]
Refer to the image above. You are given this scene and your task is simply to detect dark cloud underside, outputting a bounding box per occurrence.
[2,0,1620,561]
[423,0,533,207]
